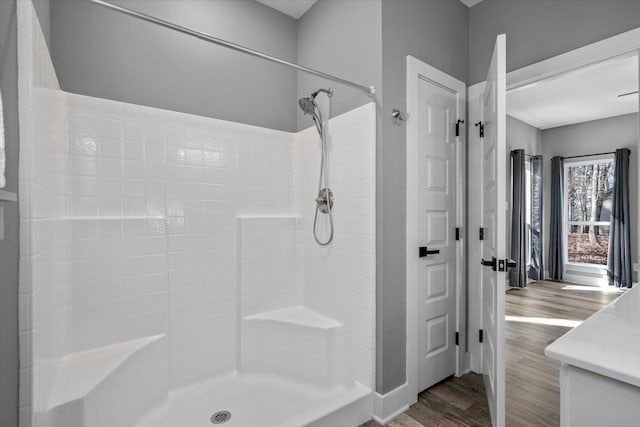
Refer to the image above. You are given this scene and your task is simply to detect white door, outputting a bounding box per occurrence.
[480,34,506,427]
[415,65,463,392]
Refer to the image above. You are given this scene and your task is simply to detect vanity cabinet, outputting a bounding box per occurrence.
[546,285,640,427]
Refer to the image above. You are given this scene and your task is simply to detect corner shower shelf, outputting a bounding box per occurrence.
[243,306,342,330]
[48,334,165,408]
[241,307,347,389]
[47,335,167,427]
[0,190,17,202]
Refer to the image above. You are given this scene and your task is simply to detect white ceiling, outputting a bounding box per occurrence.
[460,0,483,7]
[507,53,639,130]
[258,0,480,19]
[255,0,318,19]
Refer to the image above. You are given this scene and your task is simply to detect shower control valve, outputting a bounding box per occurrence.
[316,188,334,214]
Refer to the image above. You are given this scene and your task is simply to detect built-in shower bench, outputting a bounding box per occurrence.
[244,305,342,330]
[237,216,351,390]
[241,305,348,389]
[46,334,167,427]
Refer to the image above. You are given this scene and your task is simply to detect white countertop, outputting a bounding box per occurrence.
[545,284,640,388]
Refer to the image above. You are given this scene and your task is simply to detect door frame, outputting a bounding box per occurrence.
[468,26,640,374]
[406,55,467,403]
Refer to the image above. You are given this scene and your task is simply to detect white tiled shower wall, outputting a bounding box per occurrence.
[17,2,71,424]
[238,217,302,316]
[295,104,376,389]
[19,1,375,424]
[67,95,295,388]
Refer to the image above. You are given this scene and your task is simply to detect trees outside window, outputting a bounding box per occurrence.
[565,158,615,265]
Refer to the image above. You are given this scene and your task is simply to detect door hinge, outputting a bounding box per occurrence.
[455,227,460,241]
[455,332,459,346]
[455,119,465,137]
[475,121,485,138]
[479,227,484,240]
[479,329,484,343]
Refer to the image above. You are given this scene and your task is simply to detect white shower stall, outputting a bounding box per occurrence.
[17,2,376,426]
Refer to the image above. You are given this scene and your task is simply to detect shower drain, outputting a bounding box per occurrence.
[210,411,232,424]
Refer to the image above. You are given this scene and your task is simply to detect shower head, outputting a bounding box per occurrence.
[298,87,334,116]
[298,96,317,116]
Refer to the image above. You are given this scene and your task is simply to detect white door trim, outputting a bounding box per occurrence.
[467,81,485,374]
[468,27,640,376]
[406,55,467,403]
[506,26,640,91]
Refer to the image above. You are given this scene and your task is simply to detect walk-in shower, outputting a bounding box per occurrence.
[299,88,335,245]
[18,1,376,426]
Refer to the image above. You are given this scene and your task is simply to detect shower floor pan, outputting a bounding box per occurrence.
[134,371,372,427]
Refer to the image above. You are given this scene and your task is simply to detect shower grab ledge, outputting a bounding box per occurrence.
[55,215,165,220]
[243,306,342,330]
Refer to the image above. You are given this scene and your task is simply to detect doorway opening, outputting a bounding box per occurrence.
[506,51,639,288]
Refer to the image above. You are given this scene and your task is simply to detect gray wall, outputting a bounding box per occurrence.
[33,0,51,48]
[507,115,542,157]
[0,1,20,426]
[469,0,640,84]
[379,0,468,394]
[50,0,298,131]
[296,0,382,132]
[541,113,639,278]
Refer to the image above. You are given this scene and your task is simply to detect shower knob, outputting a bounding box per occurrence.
[316,188,334,214]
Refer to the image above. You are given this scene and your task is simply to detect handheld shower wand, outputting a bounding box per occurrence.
[298,88,334,246]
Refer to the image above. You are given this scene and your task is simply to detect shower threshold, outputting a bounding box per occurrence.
[133,371,372,427]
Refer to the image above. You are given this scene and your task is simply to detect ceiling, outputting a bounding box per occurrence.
[460,0,483,7]
[257,0,481,19]
[255,0,318,19]
[507,53,639,130]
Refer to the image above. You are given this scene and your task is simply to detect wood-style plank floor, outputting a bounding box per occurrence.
[362,281,623,427]
[504,280,622,426]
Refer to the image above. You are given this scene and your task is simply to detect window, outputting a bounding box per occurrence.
[564,157,615,266]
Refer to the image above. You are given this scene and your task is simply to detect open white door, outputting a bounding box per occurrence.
[480,34,506,427]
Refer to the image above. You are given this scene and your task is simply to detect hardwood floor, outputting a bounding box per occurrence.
[504,280,622,426]
[362,281,623,427]
[360,373,491,427]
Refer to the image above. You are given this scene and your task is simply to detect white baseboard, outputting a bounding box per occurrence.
[372,383,409,424]
[564,273,608,287]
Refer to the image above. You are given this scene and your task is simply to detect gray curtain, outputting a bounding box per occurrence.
[510,150,527,287]
[607,148,632,288]
[548,156,564,281]
[528,156,544,281]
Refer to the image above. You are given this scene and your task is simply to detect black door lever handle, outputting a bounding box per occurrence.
[419,246,440,257]
[481,256,497,271]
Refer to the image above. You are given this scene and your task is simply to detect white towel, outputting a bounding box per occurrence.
[0,88,5,188]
